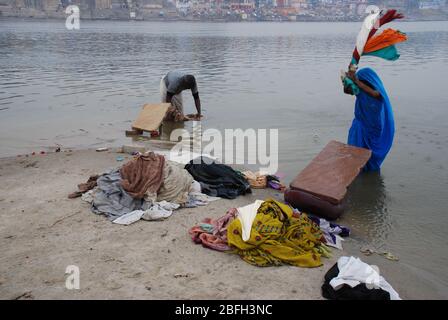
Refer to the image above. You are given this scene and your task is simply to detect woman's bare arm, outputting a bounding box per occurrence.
[354,78,381,99]
[347,71,381,99]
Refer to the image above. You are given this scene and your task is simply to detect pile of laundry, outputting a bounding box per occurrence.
[190,198,350,268]
[68,152,249,225]
[306,213,350,250]
[322,256,401,300]
[185,156,251,199]
[241,171,286,192]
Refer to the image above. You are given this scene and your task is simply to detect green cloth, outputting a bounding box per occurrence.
[199,223,214,233]
[343,77,360,96]
[364,45,400,61]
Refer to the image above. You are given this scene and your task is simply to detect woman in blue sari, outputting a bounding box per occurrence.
[344,67,395,171]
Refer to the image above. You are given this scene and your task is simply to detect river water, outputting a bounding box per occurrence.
[1,18,447,298]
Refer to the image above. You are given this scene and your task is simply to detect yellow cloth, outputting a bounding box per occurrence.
[227,199,329,268]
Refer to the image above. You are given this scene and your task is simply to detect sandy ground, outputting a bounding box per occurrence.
[0,149,342,300]
[0,149,437,300]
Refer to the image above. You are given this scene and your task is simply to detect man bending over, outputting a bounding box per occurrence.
[160,70,202,122]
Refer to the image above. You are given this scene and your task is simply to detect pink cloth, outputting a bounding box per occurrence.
[189,208,238,251]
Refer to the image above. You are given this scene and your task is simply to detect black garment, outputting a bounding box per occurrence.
[321,263,391,300]
[184,157,251,199]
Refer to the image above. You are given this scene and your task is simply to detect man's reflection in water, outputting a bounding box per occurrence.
[130,120,203,154]
[160,120,187,141]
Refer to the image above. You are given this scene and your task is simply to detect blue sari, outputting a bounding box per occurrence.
[348,68,395,171]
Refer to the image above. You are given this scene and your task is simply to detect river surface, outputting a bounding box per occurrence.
[1,18,447,298]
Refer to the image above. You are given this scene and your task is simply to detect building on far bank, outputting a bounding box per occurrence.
[290,0,308,10]
[95,0,112,9]
[419,0,446,9]
[7,0,60,11]
[229,0,255,12]
[1,0,448,20]
[176,0,190,13]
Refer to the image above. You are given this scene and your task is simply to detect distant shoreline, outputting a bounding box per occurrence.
[1,15,447,23]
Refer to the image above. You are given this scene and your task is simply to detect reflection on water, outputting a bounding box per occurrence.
[160,121,187,141]
[344,172,391,246]
[127,120,200,150]
[0,19,448,296]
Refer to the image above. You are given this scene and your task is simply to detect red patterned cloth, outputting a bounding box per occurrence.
[189,208,238,251]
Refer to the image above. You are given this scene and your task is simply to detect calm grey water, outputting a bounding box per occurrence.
[1,19,447,297]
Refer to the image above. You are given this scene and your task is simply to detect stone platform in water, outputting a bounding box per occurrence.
[285,140,371,219]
